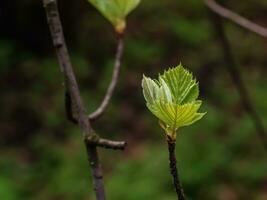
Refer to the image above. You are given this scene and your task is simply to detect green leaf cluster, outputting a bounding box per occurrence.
[88,0,140,33]
[142,64,206,140]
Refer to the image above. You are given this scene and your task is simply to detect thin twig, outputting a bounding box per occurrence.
[86,136,127,150]
[42,0,106,199]
[89,36,124,121]
[207,10,267,152]
[204,0,267,38]
[167,137,186,200]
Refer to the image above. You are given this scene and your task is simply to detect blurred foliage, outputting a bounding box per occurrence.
[0,0,267,199]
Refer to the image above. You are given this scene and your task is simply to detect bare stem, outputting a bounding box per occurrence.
[42,0,106,199]
[65,90,79,124]
[204,0,267,38]
[89,36,125,121]
[86,136,127,150]
[167,137,186,200]
[85,141,105,200]
[207,10,267,152]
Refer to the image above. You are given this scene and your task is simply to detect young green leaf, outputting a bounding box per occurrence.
[142,64,206,141]
[88,0,141,33]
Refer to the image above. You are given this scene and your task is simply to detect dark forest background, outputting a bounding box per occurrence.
[0,0,267,199]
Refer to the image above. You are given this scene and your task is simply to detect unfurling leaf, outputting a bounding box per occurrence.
[88,0,140,33]
[142,64,206,141]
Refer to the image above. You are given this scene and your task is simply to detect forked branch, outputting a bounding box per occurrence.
[43,0,106,198]
[204,0,267,38]
[42,0,126,199]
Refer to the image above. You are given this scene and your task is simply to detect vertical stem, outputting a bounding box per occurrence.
[167,139,186,200]
[85,142,106,200]
[42,0,106,199]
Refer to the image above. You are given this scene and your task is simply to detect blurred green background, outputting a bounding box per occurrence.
[1,0,267,199]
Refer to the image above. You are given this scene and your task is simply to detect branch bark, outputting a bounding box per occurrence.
[207,10,267,152]
[204,0,267,38]
[42,0,117,199]
[86,136,126,150]
[65,84,126,150]
[65,90,79,124]
[89,36,124,121]
[167,137,186,200]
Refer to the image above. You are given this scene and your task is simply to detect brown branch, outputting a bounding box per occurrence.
[86,136,127,150]
[89,36,124,121]
[85,142,105,199]
[65,90,78,124]
[167,137,186,200]
[204,0,267,38]
[207,10,267,152]
[65,94,126,150]
[42,0,107,199]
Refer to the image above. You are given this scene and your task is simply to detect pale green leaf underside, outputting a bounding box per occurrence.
[88,0,140,27]
[142,65,205,130]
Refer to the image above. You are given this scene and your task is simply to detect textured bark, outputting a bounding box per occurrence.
[167,138,186,200]
[42,0,127,199]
